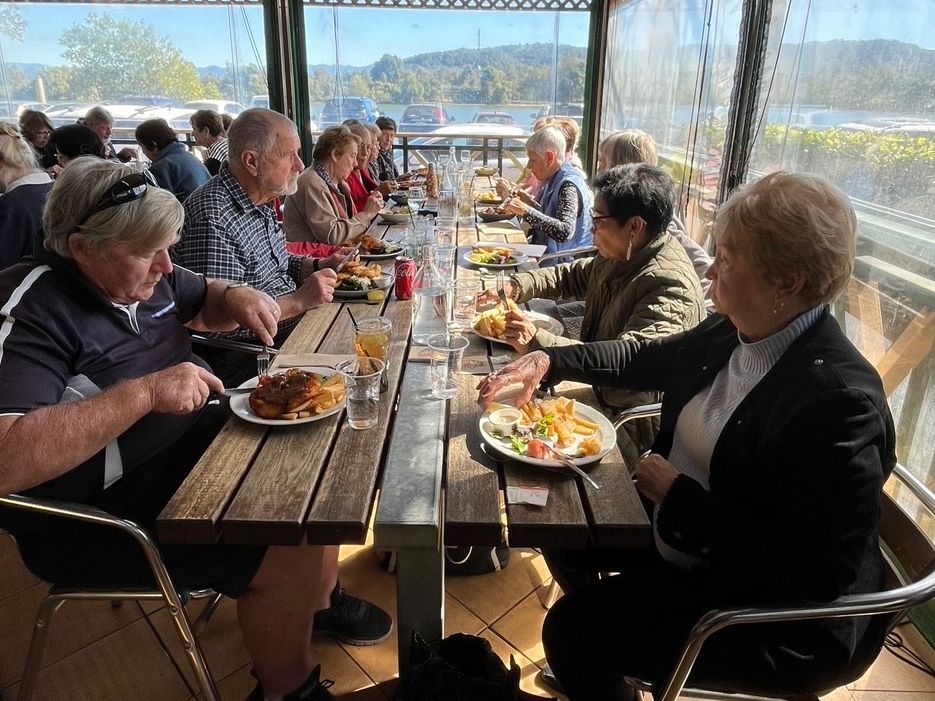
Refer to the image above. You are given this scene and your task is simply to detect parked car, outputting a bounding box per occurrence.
[319,97,381,127]
[398,104,454,134]
[120,96,183,108]
[251,95,270,109]
[471,111,517,126]
[529,103,584,129]
[183,100,245,115]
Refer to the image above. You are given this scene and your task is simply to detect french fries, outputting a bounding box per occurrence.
[514,397,601,451]
[473,299,522,339]
[273,374,344,421]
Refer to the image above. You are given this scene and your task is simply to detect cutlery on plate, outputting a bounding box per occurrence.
[514,426,601,490]
[256,347,271,376]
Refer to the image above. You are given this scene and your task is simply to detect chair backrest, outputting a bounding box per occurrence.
[653,463,935,701]
[535,245,597,267]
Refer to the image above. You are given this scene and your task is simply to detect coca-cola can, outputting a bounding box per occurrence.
[394,256,417,300]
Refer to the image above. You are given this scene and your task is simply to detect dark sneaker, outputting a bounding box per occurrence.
[245,664,335,701]
[538,664,566,695]
[313,587,392,646]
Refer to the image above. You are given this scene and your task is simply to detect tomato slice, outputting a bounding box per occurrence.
[526,439,549,460]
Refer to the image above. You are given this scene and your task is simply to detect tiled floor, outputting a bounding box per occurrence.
[1,530,934,700]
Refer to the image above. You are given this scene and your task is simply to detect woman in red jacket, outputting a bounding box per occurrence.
[346,122,395,212]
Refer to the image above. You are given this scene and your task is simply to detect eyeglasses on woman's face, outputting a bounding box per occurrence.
[590,208,614,223]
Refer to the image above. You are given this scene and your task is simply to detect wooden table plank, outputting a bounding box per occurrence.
[157,418,267,543]
[305,301,413,544]
[502,460,590,549]
[445,356,503,546]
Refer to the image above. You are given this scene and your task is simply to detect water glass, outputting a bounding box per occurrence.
[427,333,469,399]
[432,243,458,280]
[451,281,479,331]
[354,317,393,393]
[460,150,471,169]
[336,358,385,429]
[439,189,457,219]
[434,218,456,245]
[408,186,425,209]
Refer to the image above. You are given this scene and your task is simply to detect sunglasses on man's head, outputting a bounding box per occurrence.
[78,173,148,227]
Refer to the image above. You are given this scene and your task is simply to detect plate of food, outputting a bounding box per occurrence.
[379,206,413,224]
[476,206,514,223]
[479,392,615,467]
[230,367,345,426]
[475,166,498,177]
[334,262,394,299]
[472,300,564,344]
[351,234,404,260]
[462,246,525,268]
[475,192,504,206]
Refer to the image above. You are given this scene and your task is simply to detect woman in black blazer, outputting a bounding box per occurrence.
[478,172,896,701]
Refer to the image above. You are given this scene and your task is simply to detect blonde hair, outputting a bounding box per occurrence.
[0,122,39,174]
[313,125,357,163]
[716,171,856,306]
[534,116,580,156]
[600,130,658,168]
[43,157,183,258]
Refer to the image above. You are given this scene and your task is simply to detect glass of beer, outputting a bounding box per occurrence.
[354,317,393,393]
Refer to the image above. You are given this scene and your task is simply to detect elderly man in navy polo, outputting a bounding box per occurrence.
[0,157,392,700]
[174,108,351,387]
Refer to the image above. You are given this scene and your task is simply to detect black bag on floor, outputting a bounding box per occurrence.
[399,632,554,701]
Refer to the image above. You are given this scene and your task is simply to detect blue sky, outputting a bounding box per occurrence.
[1,1,932,68]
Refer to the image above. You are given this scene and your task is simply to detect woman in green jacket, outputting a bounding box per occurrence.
[494,163,705,462]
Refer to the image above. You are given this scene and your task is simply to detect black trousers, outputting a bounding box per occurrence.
[542,551,863,701]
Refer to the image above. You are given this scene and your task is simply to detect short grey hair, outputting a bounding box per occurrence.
[85,106,113,128]
[526,126,567,162]
[0,121,39,175]
[228,108,296,162]
[43,157,183,258]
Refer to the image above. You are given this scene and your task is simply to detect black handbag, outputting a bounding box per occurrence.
[399,632,555,701]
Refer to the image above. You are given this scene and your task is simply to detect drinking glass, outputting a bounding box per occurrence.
[354,317,393,393]
[451,281,479,331]
[460,150,471,170]
[432,243,458,280]
[439,189,457,219]
[427,333,469,399]
[336,358,385,429]
[434,218,456,246]
[438,154,451,170]
[408,186,425,211]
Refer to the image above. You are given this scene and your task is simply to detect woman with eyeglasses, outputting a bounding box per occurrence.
[345,122,395,212]
[18,110,59,175]
[487,163,705,464]
[0,122,54,269]
[0,156,348,701]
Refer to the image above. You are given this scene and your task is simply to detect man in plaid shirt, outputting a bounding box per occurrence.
[175,109,348,385]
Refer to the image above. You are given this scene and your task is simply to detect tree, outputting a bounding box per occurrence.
[60,14,204,101]
[0,6,27,110]
[370,54,403,83]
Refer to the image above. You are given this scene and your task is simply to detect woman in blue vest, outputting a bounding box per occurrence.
[500,125,592,264]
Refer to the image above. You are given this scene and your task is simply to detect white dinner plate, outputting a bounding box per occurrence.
[478,390,616,467]
[379,211,412,224]
[359,241,404,260]
[229,367,345,426]
[333,274,394,299]
[460,249,527,270]
[472,310,564,345]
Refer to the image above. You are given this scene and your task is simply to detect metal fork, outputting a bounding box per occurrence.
[542,441,601,490]
[496,270,509,305]
[256,346,271,377]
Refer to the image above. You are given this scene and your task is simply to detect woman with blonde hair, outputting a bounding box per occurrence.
[0,122,53,268]
[598,128,712,297]
[480,171,894,701]
[283,125,382,244]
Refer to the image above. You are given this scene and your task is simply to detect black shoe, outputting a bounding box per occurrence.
[313,586,392,646]
[246,664,335,701]
[538,664,566,695]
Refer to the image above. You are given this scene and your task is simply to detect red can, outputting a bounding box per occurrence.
[394,256,417,300]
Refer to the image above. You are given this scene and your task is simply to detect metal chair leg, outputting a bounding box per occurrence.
[162,594,220,701]
[541,579,562,610]
[17,595,67,701]
[192,592,223,635]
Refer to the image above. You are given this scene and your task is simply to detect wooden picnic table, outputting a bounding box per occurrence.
[156,191,651,677]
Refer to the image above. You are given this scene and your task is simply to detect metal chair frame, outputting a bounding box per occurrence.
[534,245,598,267]
[625,463,935,701]
[0,493,223,701]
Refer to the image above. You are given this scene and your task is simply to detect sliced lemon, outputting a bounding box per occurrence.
[367,289,386,302]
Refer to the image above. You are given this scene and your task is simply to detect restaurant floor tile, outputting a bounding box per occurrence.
[1,537,934,699]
